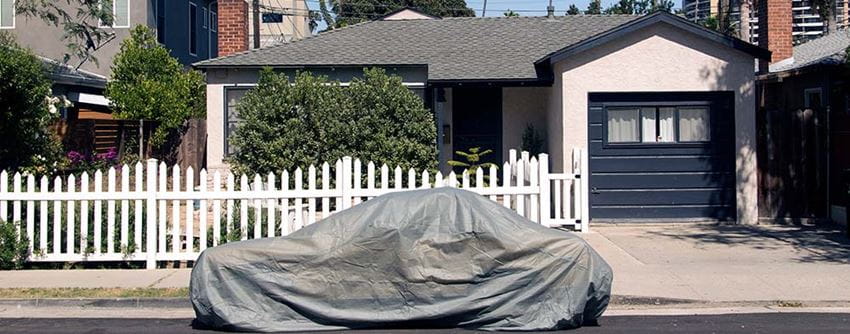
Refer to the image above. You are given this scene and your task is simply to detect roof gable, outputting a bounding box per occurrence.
[537,11,770,67]
[380,8,440,21]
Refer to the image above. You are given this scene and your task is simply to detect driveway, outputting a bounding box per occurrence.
[579,223,850,302]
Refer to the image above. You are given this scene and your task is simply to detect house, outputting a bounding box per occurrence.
[756,0,850,225]
[194,8,772,224]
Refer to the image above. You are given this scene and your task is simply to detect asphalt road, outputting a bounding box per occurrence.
[1,313,848,333]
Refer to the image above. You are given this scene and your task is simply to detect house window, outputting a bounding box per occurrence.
[156,0,166,43]
[804,88,823,109]
[189,2,197,55]
[100,0,130,28]
[0,0,14,29]
[225,87,251,156]
[210,7,218,32]
[262,13,284,23]
[202,7,208,28]
[606,105,711,144]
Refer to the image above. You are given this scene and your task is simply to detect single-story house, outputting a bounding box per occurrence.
[757,29,850,225]
[194,9,771,224]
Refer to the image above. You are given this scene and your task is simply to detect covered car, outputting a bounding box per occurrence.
[191,188,612,331]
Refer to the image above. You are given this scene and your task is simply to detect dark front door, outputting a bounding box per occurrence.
[588,92,737,221]
[452,87,503,167]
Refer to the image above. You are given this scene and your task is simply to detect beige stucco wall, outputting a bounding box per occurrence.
[550,22,758,224]
[249,0,312,45]
[502,87,548,159]
[382,9,436,20]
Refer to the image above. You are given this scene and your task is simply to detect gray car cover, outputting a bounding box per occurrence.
[191,188,612,332]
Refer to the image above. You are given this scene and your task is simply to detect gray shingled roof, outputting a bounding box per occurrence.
[770,30,850,73]
[194,15,642,81]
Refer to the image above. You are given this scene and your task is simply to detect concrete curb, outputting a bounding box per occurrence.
[0,298,190,309]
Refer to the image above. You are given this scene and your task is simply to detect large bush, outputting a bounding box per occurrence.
[0,33,63,172]
[105,25,205,150]
[229,68,437,175]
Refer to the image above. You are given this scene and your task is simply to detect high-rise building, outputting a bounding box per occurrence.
[683,0,843,45]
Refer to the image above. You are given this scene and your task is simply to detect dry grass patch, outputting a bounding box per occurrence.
[0,288,189,299]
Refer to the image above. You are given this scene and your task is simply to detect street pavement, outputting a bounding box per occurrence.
[1,313,848,333]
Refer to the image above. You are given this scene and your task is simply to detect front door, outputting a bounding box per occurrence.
[452,87,503,168]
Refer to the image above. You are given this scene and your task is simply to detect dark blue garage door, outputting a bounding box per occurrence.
[588,92,736,221]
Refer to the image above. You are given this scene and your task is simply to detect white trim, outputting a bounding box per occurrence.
[0,0,15,29]
[67,92,111,107]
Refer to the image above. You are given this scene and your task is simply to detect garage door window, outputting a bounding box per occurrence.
[607,108,640,143]
[678,107,710,142]
[607,105,710,144]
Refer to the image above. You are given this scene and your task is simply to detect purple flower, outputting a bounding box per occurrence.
[96,148,118,163]
[66,151,88,165]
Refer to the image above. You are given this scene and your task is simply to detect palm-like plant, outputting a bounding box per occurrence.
[448,147,498,178]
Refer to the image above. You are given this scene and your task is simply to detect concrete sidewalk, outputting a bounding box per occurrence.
[1,224,848,304]
[580,223,850,302]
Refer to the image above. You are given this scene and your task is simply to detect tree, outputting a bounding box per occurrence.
[566,4,581,15]
[16,0,116,69]
[503,9,519,17]
[811,0,835,34]
[229,68,437,175]
[104,26,205,153]
[326,0,475,28]
[605,0,674,14]
[586,0,602,14]
[0,33,63,172]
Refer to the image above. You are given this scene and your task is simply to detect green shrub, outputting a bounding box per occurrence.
[105,26,205,150]
[0,221,29,270]
[228,68,437,175]
[0,32,64,173]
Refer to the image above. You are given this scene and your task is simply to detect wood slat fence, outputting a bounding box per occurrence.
[0,149,589,269]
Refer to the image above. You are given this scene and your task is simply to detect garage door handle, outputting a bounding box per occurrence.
[591,187,600,194]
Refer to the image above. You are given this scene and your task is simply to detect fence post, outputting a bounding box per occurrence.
[145,158,158,269]
[341,157,352,210]
[580,149,590,233]
[538,154,551,227]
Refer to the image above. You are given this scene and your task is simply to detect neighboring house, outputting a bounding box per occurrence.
[194,9,771,224]
[756,3,850,226]
[4,0,220,113]
[247,0,312,47]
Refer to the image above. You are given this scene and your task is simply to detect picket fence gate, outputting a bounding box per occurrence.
[0,149,589,269]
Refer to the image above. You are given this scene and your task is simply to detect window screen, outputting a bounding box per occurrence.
[113,0,129,27]
[225,88,251,156]
[0,0,13,28]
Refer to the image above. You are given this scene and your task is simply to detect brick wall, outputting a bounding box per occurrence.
[757,0,793,72]
[218,0,249,57]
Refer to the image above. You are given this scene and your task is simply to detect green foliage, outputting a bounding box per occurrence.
[105,26,206,150]
[448,147,497,176]
[0,221,29,270]
[16,0,116,68]
[503,9,519,17]
[604,0,675,14]
[566,4,581,15]
[228,67,437,175]
[586,0,602,14]
[521,124,545,157]
[0,33,64,173]
[325,0,475,28]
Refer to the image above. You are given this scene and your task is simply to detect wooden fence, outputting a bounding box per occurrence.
[0,149,588,269]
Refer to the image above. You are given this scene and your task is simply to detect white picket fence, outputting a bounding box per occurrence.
[0,149,589,269]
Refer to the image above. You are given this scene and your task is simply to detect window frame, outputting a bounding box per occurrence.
[0,0,15,29]
[210,7,218,32]
[189,2,198,56]
[99,0,131,29]
[223,85,255,157]
[202,7,208,28]
[602,101,713,148]
[803,87,823,109]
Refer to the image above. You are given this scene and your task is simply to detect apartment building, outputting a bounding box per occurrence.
[247,0,312,48]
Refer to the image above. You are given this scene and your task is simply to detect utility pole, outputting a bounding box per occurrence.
[482,0,487,17]
[252,0,261,49]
